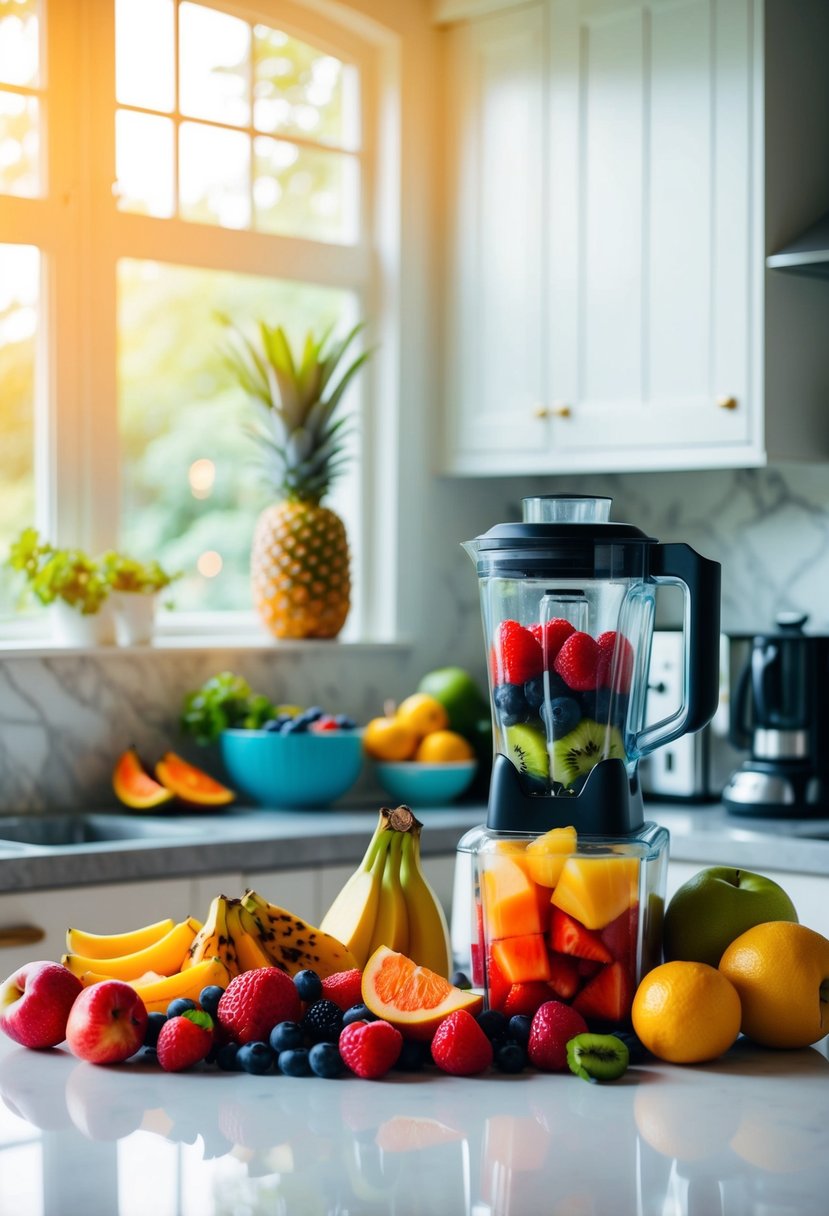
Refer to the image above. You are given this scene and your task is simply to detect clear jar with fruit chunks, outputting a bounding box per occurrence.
[471,823,668,1029]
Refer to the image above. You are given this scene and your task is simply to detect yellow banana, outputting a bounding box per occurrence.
[79,956,231,1015]
[318,810,394,968]
[63,917,201,981]
[242,889,357,977]
[226,899,278,973]
[182,895,240,978]
[367,826,408,957]
[399,816,451,978]
[65,917,176,959]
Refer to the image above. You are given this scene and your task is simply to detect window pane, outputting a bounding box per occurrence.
[115,0,174,112]
[0,90,39,197]
[0,0,39,88]
[0,243,38,618]
[116,110,174,216]
[179,2,249,127]
[179,121,249,228]
[117,260,356,613]
[253,26,359,150]
[253,137,358,243]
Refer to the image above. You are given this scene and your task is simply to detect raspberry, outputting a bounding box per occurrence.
[596,631,634,694]
[431,1009,493,1076]
[321,968,363,1012]
[338,1019,402,1079]
[528,1000,588,1072]
[529,618,575,667]
[553,631,600,692]
[492,620,543,685]
[302,999,344,1043]
[157,1011,214,1072]
[217,968,302,1045]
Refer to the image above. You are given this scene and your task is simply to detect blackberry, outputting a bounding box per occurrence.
[302,999,344,1043]
[237,1041,275,1075]
[342,1002,376,1026]
[507,1014,532,1047]
[144,1011,167,1048]
[279,1048,312,1077]
[495,1042,527,1073]
[198,985,225,1018]
[270,1021,305,1053]
[477,1009,509,1042]
[166,997,197,1019]
[293,969,323,1003]
[309,1042,346,1078]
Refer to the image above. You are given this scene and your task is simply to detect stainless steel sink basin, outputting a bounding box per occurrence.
[0,813,199,849]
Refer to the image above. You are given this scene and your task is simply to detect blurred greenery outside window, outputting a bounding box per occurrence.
[0,0,377,634]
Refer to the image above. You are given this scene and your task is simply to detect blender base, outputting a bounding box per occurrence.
[487,754,645,835]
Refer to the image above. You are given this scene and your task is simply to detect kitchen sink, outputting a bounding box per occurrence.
[0,813,200,849]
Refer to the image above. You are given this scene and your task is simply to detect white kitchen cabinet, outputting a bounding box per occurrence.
[440,0,829,475]
[242,867,320,925]
[666,859,829,939]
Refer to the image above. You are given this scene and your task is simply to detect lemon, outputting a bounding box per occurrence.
[395,693,449,738]
[363,716,418,761]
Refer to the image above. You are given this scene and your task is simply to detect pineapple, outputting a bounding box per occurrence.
[221,317,369,639]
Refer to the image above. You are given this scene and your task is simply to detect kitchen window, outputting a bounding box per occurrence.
[0,0,389,639]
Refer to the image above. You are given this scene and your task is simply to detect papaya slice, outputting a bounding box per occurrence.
[490,932,552,984]
[154,751,235,807]
[113,747,175,810]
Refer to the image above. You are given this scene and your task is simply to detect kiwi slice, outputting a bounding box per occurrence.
[504,722,549,784]
[551,718,625,788]
[566,1033,629,1083]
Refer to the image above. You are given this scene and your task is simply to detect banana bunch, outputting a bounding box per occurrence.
[240,890,358,978]
[319,806,452,976]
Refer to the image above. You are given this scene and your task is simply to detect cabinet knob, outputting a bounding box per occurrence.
[717,395,738,411]
[551,403,572,418]
[0,925,46,949]
[533,405,550,420]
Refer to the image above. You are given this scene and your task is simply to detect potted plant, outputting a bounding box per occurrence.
[6,528,114,646]
[101,552,180,645]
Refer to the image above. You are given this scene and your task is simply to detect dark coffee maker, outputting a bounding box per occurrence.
[723,613,829,816]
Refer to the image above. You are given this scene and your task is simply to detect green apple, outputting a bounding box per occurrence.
[417,666,489,737]
[663,866,798,968]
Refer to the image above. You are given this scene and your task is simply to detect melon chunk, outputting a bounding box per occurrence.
[481,852,546,940]
[550,856,639,931]
[524,825,577,888]
[491,933,552,984]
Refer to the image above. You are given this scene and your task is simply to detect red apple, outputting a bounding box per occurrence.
[65,980,147,1065]
[0,960,83,1049]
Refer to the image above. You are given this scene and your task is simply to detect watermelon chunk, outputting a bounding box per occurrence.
[486,946,511,1011]
[491,933,552,985]
[572,961,633,1023]
[601,903,639,966]
[550,907,613,964]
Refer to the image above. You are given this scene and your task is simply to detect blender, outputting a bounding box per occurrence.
[454,495,721,1027]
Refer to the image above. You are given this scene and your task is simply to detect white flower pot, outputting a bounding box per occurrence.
[111,590,157,646]
[50,598,116,647]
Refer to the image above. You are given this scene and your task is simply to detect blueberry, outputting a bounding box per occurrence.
[334,714,356,730]
[302,999,344,1043]
[293,970,323,1003]
[302,706,324,723]
[495,1042,527,1073]
[393,1038,431,1072]
[270,1021,305,1053]
[450,970,471,991]
[281,717,308,734]
[215,1042,241,1071]
[477,1010,509,1042]
[198,985,225,1018]
[613,1030,650,1066]
[507,1014,532,1047]
[493,683,529,726]
[542,696,582,737]
[263,718,282,732]
[524,676,545,710]
[237,1041,275,1075]
[279,1048,312,1077]
[144,1011,167,1048]
[342,1003,376,1027]
[309,1042,345,1079]
[167,997,197,1019]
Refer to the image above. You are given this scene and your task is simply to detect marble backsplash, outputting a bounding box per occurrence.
[1,462,828,812]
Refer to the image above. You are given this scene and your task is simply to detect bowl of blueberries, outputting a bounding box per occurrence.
[220,706,363,809]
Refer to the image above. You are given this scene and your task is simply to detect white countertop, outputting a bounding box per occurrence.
[1,1030,827,1215]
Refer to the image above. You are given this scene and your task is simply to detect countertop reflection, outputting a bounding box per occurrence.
[1,1033,827,1216]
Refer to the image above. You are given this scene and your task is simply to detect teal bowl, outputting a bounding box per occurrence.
[374,760,477,808]
[220,729,364,809]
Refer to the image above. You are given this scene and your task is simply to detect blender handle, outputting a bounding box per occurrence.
[635,543,721,755]
[728,656,754,750]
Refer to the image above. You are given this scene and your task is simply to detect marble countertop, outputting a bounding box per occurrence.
[1,799,829,894]
[1,1029,827,1215]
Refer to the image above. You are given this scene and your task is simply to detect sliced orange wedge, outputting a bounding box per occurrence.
[362,946,483,1040]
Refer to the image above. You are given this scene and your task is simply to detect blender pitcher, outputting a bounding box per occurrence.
[456,495,721,1025]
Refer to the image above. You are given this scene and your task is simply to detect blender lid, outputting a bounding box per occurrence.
[470,495,657,547]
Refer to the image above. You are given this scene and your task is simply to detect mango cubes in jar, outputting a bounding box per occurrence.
[473,823,667,1027]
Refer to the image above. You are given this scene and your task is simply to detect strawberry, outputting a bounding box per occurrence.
[501,982,552,1019]
[529,619,575,668]
[339,1019,402,1079]
[576,958,604,979]
[553,631,600,692]
[492,620,543,685]
[217,968,302,1045]
[431,1009,493,1076]
[600,904,639,966]
[157,1010,214,1072]
[485,947,511,1012]
[546,952,581,1001]
[596,631,634,694]
[527,1000,588,1072]
[321,968,364,1012]
[572,961,633,1023]
[550,908,613,964]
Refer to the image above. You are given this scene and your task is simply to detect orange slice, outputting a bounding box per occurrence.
[362,945,483,1040]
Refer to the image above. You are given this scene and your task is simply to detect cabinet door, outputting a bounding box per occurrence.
[443,3,547,469]
[548,0,756,468]
[243,868,320,925]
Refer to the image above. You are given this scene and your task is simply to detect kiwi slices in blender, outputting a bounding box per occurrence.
[566,1033,630,1083]
[551,719,626,788]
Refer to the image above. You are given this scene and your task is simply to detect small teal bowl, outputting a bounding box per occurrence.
[374,760,477,808]
[220,729,364,809]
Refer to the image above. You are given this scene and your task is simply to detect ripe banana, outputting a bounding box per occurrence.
[63,917,202,981]
[319,810,396,967]
[65,917,176,959]
[398,813,452,978]
[367,825,409,957]
[182,895,241,978]
[242,889,358,977]
[225,899,280,973]
[79,956,232,1015]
